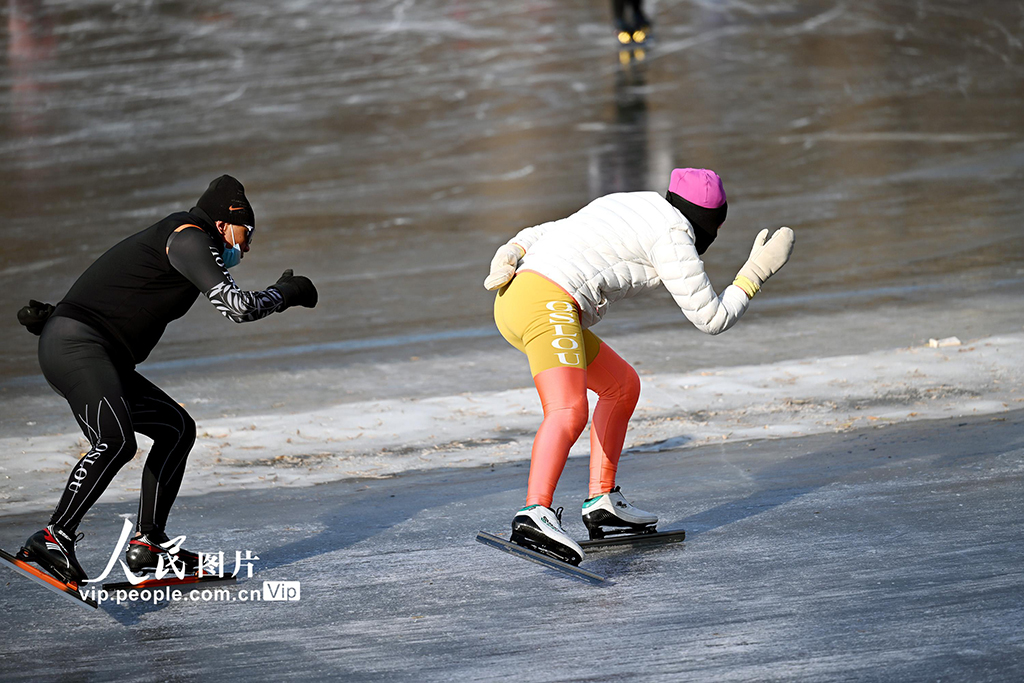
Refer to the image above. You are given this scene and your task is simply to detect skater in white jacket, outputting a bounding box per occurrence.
[484,167,794,564]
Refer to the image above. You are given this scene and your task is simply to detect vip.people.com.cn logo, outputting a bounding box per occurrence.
[262,581,300,601]
[73,520,303,605]
[81,580,301,606]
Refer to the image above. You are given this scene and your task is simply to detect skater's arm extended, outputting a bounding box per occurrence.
[650,231,750,335]
[166,226,303,323]
[652,226,794,334]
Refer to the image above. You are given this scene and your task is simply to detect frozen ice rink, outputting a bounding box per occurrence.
[2,0,1023,679]
[2,409,1023,680]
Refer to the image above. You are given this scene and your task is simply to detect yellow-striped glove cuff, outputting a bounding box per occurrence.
[733,275,760,299]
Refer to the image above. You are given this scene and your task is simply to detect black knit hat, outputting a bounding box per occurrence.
[196,175,255,227]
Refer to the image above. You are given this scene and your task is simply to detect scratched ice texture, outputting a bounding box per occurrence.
[2,1,1024,679]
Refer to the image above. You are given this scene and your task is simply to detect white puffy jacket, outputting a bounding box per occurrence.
[507,191,750,332]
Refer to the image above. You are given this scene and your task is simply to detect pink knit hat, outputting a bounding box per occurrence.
[666,168,728,254]
[668,168,726,209]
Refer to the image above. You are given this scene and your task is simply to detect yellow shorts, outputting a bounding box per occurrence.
[494,271,602,376]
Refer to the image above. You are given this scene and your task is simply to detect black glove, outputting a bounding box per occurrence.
[17,300,55,335]
[268,269,318,311]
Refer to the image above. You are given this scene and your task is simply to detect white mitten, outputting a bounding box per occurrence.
[733,227,795,298]
[483,244,526,290]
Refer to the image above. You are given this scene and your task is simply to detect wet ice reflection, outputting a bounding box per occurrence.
[1,0,1022,379]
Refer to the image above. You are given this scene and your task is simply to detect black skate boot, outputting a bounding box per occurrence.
[125,529,201,575]
[581,486,658,539]
[511,505,585,566]
[19,524,88,585]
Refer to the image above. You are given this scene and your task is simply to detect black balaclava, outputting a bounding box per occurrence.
[665,191,727,255]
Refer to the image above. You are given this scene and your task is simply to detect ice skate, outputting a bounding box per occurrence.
[582,486,658,539]
[630,25,650,46]
[630,10,652,44]
[125,529,201,574]
[615,19,634,46]
[510,505,585,566]
[19,525,88,584]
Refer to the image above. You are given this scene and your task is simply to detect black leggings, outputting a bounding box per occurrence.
[39,316,196,535]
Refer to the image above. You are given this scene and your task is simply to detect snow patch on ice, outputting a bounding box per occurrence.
[2,333,1023,516]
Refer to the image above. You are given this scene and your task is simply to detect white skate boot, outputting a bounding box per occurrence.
[581,486,658,539]
[510,505,585,566]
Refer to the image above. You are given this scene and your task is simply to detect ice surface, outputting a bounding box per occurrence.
[2,0,1024,676]
[3,331,1022,515]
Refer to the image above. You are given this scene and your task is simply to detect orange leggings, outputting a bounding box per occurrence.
[494,272,641,506]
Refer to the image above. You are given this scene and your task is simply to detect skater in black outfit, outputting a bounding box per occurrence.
[612,0,650,45]
[14,176,318,584]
